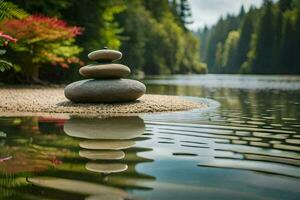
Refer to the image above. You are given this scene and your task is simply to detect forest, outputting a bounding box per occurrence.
[0,0,206,83]
[198,0,300,74]
[1,0,300,84]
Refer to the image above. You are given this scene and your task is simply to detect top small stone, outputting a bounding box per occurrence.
[88,48,122,62]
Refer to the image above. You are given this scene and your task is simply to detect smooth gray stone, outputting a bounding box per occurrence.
[79,64,130,79]
[64,79,146,103]
[88,50,122,62]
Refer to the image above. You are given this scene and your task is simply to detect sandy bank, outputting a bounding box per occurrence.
[0,87,206,115]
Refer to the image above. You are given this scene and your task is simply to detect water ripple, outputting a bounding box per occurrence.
[144,120,300,178]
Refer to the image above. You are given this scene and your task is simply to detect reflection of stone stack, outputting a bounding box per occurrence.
[65,47,146,103]
[64,117,150,174]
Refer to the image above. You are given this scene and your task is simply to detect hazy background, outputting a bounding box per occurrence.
[189,0,268,29]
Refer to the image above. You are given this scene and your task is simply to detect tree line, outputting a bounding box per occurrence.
[0,0,207,83]
[197,0,300,74]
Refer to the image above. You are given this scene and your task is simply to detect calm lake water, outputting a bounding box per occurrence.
[1,74,300,200]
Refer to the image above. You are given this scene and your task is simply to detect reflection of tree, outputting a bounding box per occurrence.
[0,148,55,174]
[147,84,300,125]
[0,116,155,199]
[0,117,65,200]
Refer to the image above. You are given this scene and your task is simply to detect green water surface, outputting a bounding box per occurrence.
[0,75,300,200]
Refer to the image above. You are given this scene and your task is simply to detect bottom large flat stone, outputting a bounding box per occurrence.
[64,79,146,103]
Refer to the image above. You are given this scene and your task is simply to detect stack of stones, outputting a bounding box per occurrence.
[65,48,146,103]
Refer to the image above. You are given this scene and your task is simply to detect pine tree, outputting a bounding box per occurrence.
[143,0,170,20]
[235,12,254,72]
[279,0,293,11]
[198,26,209,61]
[199,0,300,74]
[179,0,193,26]
[294,9,300,73]
[239,5,246,18]
[252,0,276,73]
[117,0,147,73]
[221,30,240,73]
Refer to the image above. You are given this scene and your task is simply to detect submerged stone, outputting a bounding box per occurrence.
[79,64,130,79]
[64,79,146,103]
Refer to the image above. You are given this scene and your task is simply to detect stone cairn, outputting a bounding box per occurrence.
[65,47,146,103]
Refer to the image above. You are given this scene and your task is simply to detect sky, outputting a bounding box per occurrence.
[187,0,265,30]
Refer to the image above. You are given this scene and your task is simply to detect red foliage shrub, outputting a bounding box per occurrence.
[0,15,84,81]
[0,15,82,42]
[0,31,17,45]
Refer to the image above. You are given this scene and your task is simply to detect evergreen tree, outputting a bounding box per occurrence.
[117,0,146,73]
[197,26,209,62]
[279,0,293,11]
[294,9,300,73]
[280,16,295,73]
[221,31,240,73]
[205,17,225,72]
[235,13,254,72]
[143,0,170,21]
[239,5,246,18]
[199,0,300,74]
[252,0,276,73]
[179,0,193,26]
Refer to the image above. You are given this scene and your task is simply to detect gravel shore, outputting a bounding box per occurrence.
[0,87,205,115]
